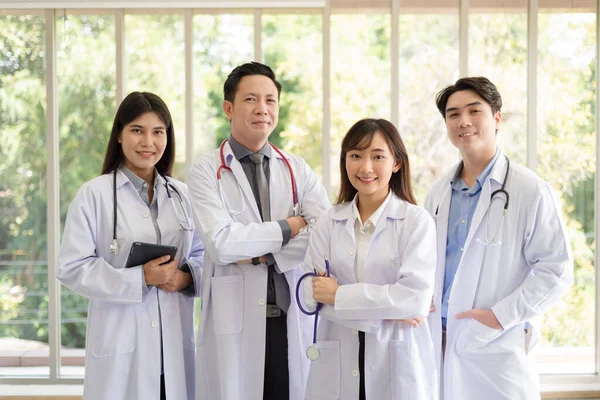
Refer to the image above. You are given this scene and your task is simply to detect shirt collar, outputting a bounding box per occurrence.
[450,148,500,194]
[228,135,272,161]
[120,165,160,193]
[351,190,393,229]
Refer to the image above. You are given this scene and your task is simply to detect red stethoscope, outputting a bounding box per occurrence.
[216,139,300,216]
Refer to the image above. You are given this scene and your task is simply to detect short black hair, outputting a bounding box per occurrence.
[101,91,175,176]
[435,77,502,118]
[223,62,282,102]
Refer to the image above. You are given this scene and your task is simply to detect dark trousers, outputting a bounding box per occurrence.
[263,313,289,400]
[160,373,166,400]
[359,331,366,400]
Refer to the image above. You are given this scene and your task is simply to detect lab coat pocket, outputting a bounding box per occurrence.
[389,339,416,400]
[455,319,502,359]
[469,318,502,341]
[89,303,136,358]
[211,275,244,335]
[305,340,341,400]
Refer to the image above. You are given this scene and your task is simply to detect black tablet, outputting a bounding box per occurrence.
[125,242,178,268]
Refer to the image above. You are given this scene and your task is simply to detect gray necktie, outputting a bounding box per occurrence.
[249,153,290,312]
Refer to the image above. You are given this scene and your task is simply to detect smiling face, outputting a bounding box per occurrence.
[345,131,400,204]
[223,74,279,152]
[118,111,167,181]
[445,89,502,162]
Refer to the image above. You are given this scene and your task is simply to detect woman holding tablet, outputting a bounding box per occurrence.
[58,92,204,400]
[300,118,437,400]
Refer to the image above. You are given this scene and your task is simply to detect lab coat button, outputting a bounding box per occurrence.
[151,321,158,328]
[352,369,359,377]
[143,211,150,218]
[349,249,356,256]
[352,329,358,335]
[258,298,265,306]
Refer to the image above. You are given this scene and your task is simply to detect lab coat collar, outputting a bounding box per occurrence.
[222,139,288,169]
[332,192,407,222]
[228,135,273,161]
[487,149,508,186]
[332,193,407,241]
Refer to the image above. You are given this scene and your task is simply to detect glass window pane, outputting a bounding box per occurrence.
[537,7,596,374]
[331,11,391,197]
[399,6,459,203]
[0,14,48,378]
[263,11,323,177]
[193,12,253,159]
[125,13,186,179]
[469,1,528,165]
[57,13,116,377]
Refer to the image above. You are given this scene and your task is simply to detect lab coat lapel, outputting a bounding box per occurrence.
[434,178,452,309]
[332,203,358,284]
[372,194,406,239]
[224,142,262,221]
[450,153,508,319]
[463,152,507,252]
[268,147,292,220]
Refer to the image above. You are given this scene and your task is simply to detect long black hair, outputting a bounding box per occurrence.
[101,91,175,176]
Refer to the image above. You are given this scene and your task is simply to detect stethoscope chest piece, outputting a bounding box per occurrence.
[306,344,320,361]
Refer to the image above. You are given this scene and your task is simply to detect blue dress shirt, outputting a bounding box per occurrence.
[442,149,500,326]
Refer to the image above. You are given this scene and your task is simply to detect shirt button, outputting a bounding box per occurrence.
[143,211,150,218]
[258,298,265,306]
[151,321,158,328]
[142,182,147,188]
[461,219,466,224]
[352,329,358,335]
[466,193,470,197]
[460,247,464,252]
[349,249,356,256]
[352,369,359,377]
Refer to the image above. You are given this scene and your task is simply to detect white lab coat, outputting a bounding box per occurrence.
[57,171,204,400]
[301,194,438,400]
[424,152,573,400]
[188,141,330,400]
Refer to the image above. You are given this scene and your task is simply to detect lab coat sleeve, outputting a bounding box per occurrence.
[188,160,284,265]
[57,186,144,304]
[333,209,437,320]
[273,158,330,273]
[491,182,573,330]
[177,182,205,298]
[300,211,381,334]
[181,228,204,297]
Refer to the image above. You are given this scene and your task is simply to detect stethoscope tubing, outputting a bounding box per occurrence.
[111,169,188,254]
[434,156,510,218]
[295,259,330,344]
[216,139,299,213]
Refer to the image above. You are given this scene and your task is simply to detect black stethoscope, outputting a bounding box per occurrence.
[434,156,510,245]
[109,169,193,255]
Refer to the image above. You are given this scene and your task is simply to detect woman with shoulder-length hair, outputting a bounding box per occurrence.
[299,118,438,399]
[58,91,204,400]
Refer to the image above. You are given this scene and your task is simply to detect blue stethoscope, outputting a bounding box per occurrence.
[109,169,193,255]
[295,259,331,361]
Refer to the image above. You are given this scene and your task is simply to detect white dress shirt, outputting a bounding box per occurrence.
[351,191,393,283]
